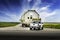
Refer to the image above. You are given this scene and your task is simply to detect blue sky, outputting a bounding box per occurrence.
[0,0,60,22]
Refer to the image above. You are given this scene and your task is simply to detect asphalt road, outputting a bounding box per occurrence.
[0,24,60,36]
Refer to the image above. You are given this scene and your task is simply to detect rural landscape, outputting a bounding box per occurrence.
[0,0,60,36]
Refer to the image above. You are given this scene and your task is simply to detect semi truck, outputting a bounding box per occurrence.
[20,10,43,30]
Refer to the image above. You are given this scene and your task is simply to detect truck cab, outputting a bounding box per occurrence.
[30,21,43,30]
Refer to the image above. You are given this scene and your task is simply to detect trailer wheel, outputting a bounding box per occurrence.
[22,24,25,27]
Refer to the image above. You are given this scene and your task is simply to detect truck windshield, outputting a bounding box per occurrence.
[33,22,36,23]
[32,21,41,23]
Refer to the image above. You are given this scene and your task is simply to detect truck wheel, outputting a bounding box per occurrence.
[22,24,23,27]
[22,24,25,27]
[30,28,32,30]
[41,27,43,30]
[30,28,34,30]
[34,28,35,30]
[38,28,40,30]
[42,27,43,30]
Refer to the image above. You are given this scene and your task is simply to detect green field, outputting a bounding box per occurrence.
[0,22,20,27]
[43,22,60,29]
[0,22,60,29]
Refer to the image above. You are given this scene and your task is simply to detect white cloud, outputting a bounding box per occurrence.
[39,5,50,11]
[45,9,60,22]
[36,5,50,13]
[39,9,57,22]
[31,0,41,10]
[0,11,20,22]
[0,16,13,22]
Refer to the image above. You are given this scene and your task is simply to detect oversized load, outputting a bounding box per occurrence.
[20,10,41,27]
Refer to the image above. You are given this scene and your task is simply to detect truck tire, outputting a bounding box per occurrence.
[42,27,43,30]
[34,28,35,30]
[30,28,32,30]
[22,24,25,27]
[38,28,40,30]
[30,28,34,30]
[41,27,43,30]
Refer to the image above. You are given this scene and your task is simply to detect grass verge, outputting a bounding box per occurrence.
[43,23,60,29]
[0,22,20,27]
